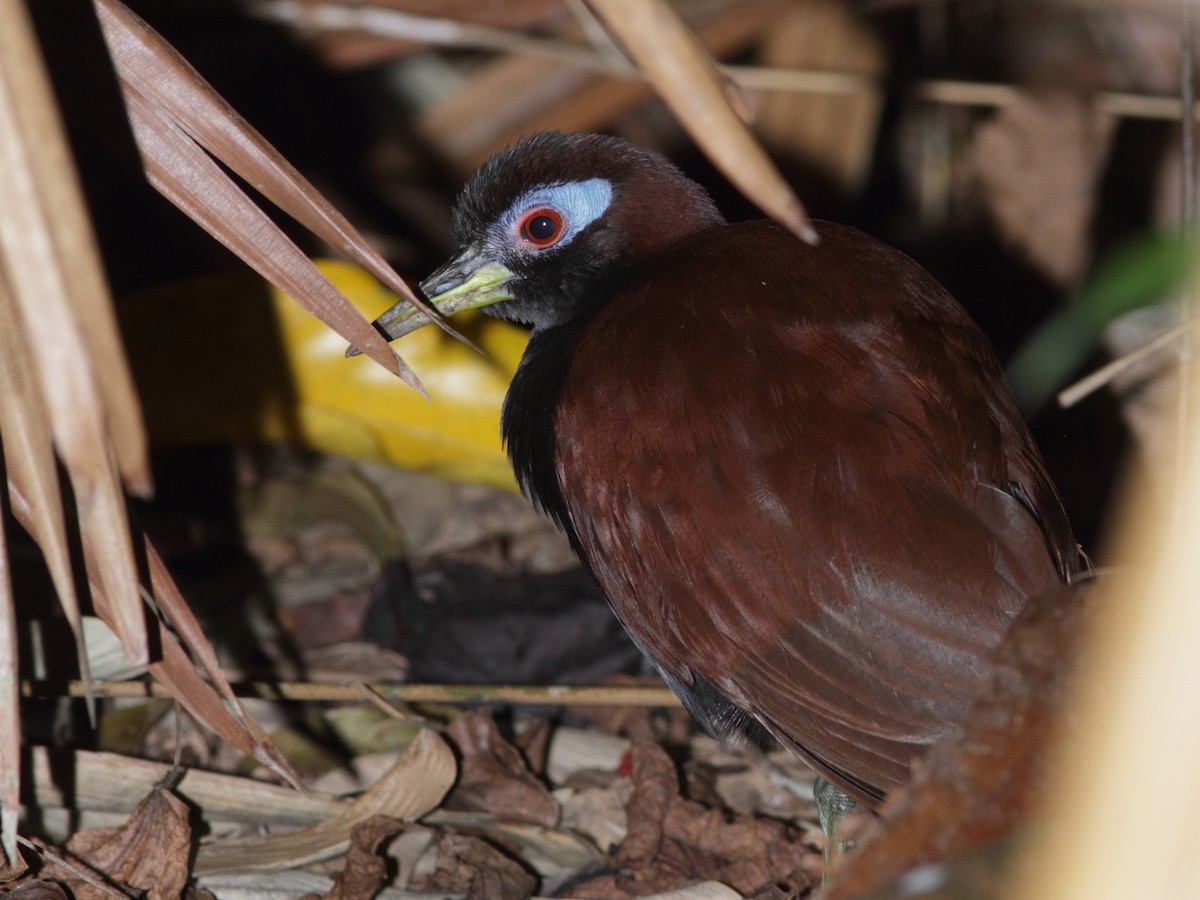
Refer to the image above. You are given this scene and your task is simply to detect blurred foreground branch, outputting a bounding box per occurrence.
[260,1,1200,121]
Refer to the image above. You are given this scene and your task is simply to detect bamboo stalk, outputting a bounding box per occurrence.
[23,679,683,707]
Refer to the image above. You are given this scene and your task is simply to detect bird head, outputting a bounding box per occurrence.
[372,132,724,340]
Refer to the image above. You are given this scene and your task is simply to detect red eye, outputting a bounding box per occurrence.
[518,207,564,247]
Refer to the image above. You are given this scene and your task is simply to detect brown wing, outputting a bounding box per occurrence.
[554,221,1077,804]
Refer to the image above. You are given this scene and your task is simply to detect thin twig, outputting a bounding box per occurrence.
[255,1,1200,122]
[355,682,436,725]
[1058,313,1200,408]
[24,678,683,707]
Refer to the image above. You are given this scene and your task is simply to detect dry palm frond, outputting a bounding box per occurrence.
[92,0,446,392]
[0,0,147,864]
[0,0,469,861]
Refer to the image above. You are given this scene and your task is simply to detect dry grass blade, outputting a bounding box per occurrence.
[144,542,284,753]
[119,82,425,394]
[0,275,92,696]
[585,0,817,243]
[0,489,17,868]
[74,480,149,667]
[0,0,147,667]
[144,542,238,703]
[146,645,300,788]
[94,0,453,374]
[141,548,299,787]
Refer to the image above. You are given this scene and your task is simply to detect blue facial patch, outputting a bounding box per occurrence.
[494,178,613,253]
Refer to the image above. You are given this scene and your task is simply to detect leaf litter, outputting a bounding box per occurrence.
[14,456,836,899]
[12,450,1100,899]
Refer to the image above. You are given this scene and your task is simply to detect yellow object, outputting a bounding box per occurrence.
[119,260,525,489]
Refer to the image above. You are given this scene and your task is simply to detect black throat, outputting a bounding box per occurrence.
[501,318,591,550]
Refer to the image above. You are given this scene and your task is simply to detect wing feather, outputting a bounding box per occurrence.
[554,221,1078,803]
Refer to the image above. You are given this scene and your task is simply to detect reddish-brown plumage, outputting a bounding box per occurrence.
[553,220,1077,803]
[373,132,1082,808]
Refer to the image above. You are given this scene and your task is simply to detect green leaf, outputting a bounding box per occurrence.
[1007,233,1198,413]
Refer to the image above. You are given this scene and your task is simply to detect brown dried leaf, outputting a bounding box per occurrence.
[615,741,675,864]
[195,728,456,875]
[574,743,815,899]
[61,786,191,900]
[146,638,297,784]
[657,797,813,895]
[0,842,29,883]
[971,92,1115,287]
[444,710,560,828]
[323,816,405,900]
[585,0,816,243]
[412,833,536,900]
[75,474,149,667]
[512,716,551,777]
[35,848,126,899]
[143,576,286,774]
[823,581,1098,898]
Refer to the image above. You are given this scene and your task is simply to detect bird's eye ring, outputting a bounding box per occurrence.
[518,207,565,248]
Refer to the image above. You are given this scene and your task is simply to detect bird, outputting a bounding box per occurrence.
[365,131,1083,829]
